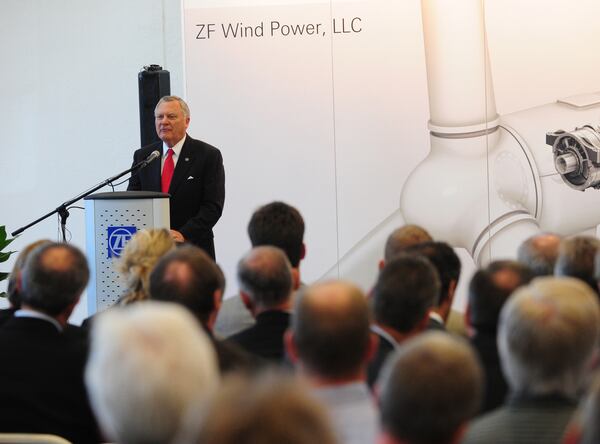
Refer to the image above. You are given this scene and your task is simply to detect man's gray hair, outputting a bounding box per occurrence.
[554,236,600,291]
[85,301,219,444]
[498,277,600,397]
[378,332,483,444]
[517,232,561,277]
[155,95,190,119]
[237,246,293,308]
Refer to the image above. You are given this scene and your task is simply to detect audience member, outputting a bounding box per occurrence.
[228,246,294,362]
[377,332,483,444]
[186,372,337,444]
[555,236,600,293]
[367,254,440,387]
[216,201,305,337]
[1,239,51,324]
[149,245,257,373]
[405,241,461,330]
[285,281,378,444]
[85,301,219,444]
[569,375,600,444]
[114,228,176,304]
[381,224,433,268]
[463,277,600,444]
[467,260,533,414]
[0,242,99,443]
[517,232,561,277]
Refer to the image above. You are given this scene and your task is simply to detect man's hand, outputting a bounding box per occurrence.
[170,229,185,243]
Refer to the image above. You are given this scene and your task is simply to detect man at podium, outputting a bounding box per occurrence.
[128,95,225,259]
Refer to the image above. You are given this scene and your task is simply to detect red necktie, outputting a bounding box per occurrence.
[161,148,175,193]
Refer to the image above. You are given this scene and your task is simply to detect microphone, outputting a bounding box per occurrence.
[142,150,161,165]
[132,150,161,171]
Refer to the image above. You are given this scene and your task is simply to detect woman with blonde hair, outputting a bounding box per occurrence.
[115,228,176,305]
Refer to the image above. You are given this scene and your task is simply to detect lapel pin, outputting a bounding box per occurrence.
[185,157,189,162]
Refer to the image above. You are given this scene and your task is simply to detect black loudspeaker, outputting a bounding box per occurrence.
[138,65,171,147]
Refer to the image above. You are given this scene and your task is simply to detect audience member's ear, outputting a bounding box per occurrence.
[378,259,385,270]
[300,243,306,261]
[240,291,255,314]
[415,309,432,333]
[291,268,300,291]
[364,332,380,364]
[283,330,299,364]
[206,289,223,331]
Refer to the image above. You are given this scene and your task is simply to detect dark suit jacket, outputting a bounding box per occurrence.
[228,310,291,362]
[367,329,396,389]
[128,135,225,259]
[471,331,508,414]
[0,317,100,443]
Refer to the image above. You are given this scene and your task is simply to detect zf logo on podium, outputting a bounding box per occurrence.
[107,226,137,258]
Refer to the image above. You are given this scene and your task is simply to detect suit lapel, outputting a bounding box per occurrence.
[169,136,196,194]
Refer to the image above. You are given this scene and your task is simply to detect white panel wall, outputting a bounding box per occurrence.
[0,0,184,323]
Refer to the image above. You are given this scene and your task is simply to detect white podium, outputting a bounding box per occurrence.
[84,191,170,315]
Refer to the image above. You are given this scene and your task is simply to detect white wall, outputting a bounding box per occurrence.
[0,0,184,322]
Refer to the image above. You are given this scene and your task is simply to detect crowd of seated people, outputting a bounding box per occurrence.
[3,201,600,444]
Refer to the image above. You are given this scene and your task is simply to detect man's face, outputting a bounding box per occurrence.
[155,100,190,147]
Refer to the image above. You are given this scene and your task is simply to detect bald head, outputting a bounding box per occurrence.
[21,242,89,316]
[291,281,371,378]
[237,246,293,310]
[384,225,433,263]
[150,245,224,326]
[517,233,561,277]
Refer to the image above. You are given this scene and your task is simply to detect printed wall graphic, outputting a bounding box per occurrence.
[182,0,600,298]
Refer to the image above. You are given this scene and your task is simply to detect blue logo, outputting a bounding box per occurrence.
[107,226,137,258]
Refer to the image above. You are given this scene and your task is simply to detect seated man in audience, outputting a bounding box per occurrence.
[367,254,440,387]
[149,245,257,373]
[467,260,533,414]
[405,241,461,331]
[555,236,600,293]
[517,232,561,276]
[377,332,483,444]
[188,372,337,444]
[229,246,294,362]
[0,242,100,443]
[463,277,600,444]
[379,224,433,269]
[285,281,379,444]
[216,201,305,337]
[85,302,219,444]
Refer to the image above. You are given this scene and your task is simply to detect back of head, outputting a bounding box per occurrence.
[85,301,219,444]
[191,372,336,444]
[373,254,440,334]
[150,245,224,326]
[384,224,433,262]
[292,280,370,379]
[554,236,600,292]
[468,260,533,332]
[20,242,89,316]
[7,239,52,308]
[247,201,305,267]
[498,277,600,397]
[237,246,293,309]
[405,241,461,308]
[517,232,561,277]
[378,332,483,444]
[115,228,176,304]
